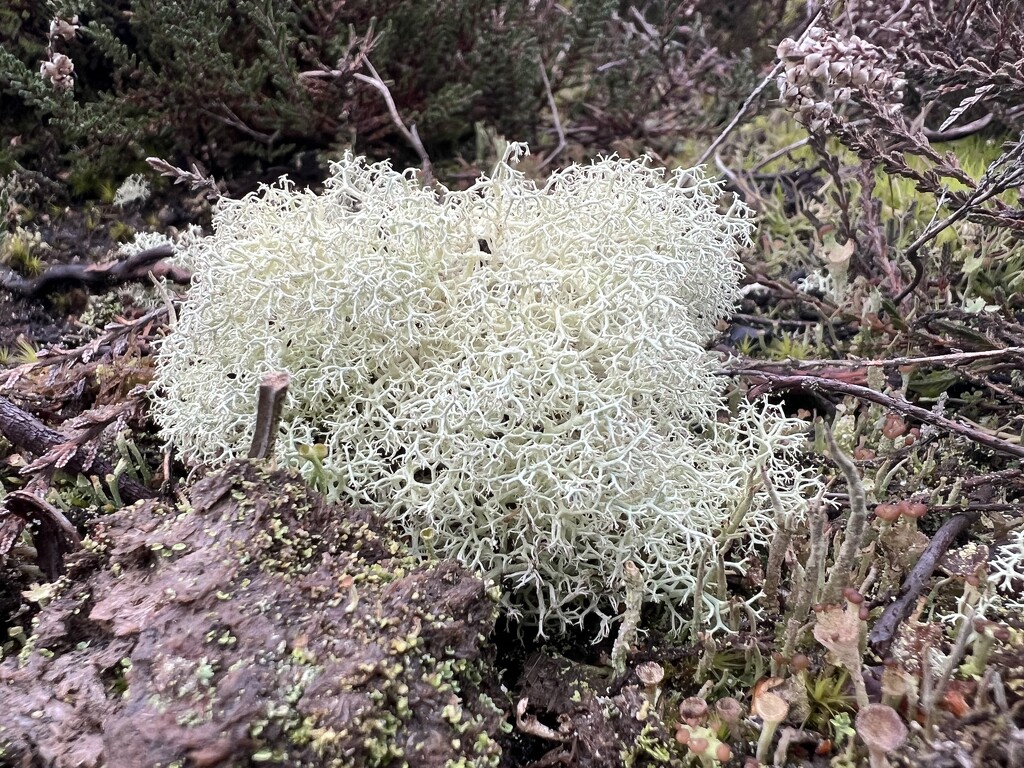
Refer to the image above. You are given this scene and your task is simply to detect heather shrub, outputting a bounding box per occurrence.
[0,1,795,186]
[0,1,613,182]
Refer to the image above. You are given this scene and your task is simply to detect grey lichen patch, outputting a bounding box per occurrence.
[0,460,504,768]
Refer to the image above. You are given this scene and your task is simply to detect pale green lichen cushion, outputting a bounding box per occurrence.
[152,145,822,637]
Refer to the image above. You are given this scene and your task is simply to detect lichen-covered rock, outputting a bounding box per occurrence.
[0,461,505,768]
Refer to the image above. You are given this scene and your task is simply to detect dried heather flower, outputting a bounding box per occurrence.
[775,27,904,130]
[39,52,74,91]
[48,16,79,43]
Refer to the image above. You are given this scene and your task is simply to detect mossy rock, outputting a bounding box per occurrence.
[0,460,505,768]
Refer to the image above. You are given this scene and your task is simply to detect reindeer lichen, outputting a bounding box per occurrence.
[152,145,822,637]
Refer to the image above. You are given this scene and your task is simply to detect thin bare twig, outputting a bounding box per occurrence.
[1,305,170,387]
[0,395,154,502]
[714,152,758,203]
[922,111,994,142]
[297,19,377,82]
[731,346,1024,371]
[895,186,1018,303]
[696,60,785,168]
[200,104,280,146]
[894,135,1024,303]
[537,59,566,170]
[722,368,1024,460]
[750,137,812,174]
[696,0,836,167]
[353,59,435,188]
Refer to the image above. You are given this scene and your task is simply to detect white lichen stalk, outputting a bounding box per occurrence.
[988,529,1024,612]
[153,144,822,638]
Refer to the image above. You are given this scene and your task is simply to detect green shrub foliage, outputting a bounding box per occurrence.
[0,1,778,185]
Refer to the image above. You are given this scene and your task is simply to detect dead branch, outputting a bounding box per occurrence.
[248,372,290,460]
[922,111,994,142]
[730,346,1024,372]
[868,509,981,656]
[1,490,80,579]
[1,305,169,389]
[0,245,178,298]
[0,395,154,502]
[697,0,837,167]
[894,142,1024,302]
[537,59,566,170]
[354,59,435,188]
[721,368,1024,460]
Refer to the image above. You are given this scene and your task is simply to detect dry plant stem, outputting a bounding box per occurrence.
[895,187,1015,304]
[958,366,1024,409]
[1,305,170,388]
[725,369,1024,460]
[146,157,218,194]
[750,138,811,174]
[537,60,565,170]
[202,103,280,145]
[248,372,290,460]
[714,153,759,203]
[696,0,835,167]
[148,273,178,330]
[922,111,994,142]
[747,272,841,317]
[353,60,435,188]
[2,490,80,579]
[738,346,1024,372]
[0,245,175,298]
[810,136,856,243]
[894,137,1024,303]
[868,509,981,656]
[0,395,153,502]
[822,423,869,605]
[696,59,784,168]
[989,671,1011,714]
[960,467,1023,490]
[932,502,1020,513]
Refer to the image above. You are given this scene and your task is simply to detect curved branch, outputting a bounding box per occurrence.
[721,368,1024,460]
[0,395,154,502]
[0,245,176,298]
[867,510,980,656]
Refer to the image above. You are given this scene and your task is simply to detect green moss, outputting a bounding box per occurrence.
[109,220,135,243]
[0,229,44,276]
